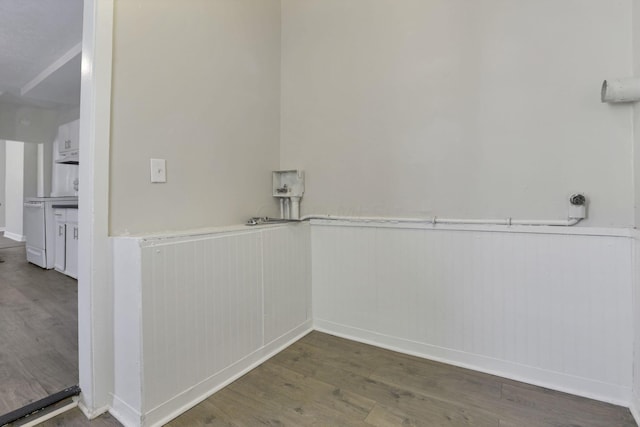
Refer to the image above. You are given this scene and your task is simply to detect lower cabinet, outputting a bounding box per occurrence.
[54,208,78,279]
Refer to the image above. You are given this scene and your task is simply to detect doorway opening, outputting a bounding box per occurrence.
[0,0,85,421]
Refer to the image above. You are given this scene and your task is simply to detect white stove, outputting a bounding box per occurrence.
[24,196,78,268]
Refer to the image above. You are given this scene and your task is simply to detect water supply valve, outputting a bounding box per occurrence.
[272,170,305,220]
[568,193,587,220]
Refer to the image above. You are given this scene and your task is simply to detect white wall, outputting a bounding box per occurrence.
[280,0,633,227]
[109,0,281,235]
[0,103,60,145]
[5,142,24,238]
[103,2,640,425]
[5,141,39,240]
[5,142,25,240]
[23,143,38,199]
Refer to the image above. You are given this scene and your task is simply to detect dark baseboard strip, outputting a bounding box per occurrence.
[0,385,81,426]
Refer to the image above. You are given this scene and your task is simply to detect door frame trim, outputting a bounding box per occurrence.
[77,0,114,417]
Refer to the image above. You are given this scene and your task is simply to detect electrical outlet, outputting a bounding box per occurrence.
[150,159,167,183]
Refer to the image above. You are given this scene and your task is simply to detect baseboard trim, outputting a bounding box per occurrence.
[77,399,111,420]
[314,319,631,407]
[4,231,25,242]
[109,394,143,427]
[143,320,314,427]
[630,402,640,426]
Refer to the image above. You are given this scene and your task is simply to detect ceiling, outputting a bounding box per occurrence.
[0,0,83,109]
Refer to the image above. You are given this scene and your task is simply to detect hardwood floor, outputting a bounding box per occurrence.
[167,331,635,427]
[41,331,635,426]
[0,243,78,416]
[0,235,24,250]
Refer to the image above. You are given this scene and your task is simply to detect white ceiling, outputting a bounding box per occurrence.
[0,0,83,108]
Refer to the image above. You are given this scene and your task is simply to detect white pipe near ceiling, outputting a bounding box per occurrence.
[601,77,640,103]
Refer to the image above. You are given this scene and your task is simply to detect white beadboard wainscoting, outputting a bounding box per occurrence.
[311,220,634,406]
[632,234,640,423]
[111,223,312,427]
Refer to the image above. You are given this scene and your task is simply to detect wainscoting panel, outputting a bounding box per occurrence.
[631,233,640,424]
[142,231,263,412]
[311,222,633,405]
[262,224,312,344]
[112,220,633,426]
[111,223,312,427]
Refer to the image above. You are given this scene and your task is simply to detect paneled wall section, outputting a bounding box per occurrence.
[111,224,312,427]
[312,222,633,405]
[112,221,634,426]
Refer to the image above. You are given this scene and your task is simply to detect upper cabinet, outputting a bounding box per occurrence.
[57,119,80,155]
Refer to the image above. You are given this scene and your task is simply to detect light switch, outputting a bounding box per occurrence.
[150,159,167,183]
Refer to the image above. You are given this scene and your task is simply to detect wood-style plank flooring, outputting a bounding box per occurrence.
[164,331,636,427]
[0,239,79,416]
[44,331,635,426]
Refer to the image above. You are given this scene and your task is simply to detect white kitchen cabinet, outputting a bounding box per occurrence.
[65,209,78,279]
[53,209,66,272]
[53,208,78,279]
[57,119,80,155]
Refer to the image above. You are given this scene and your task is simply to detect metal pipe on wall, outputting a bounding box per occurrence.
[300,215,583,227]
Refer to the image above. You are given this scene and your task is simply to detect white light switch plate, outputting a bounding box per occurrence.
[150,159,167,183]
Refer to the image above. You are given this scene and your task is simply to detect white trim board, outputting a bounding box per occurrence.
[310,219,634,238]
[21,42,82,96]
[3,232,25,242]
[109,395,142,427]
[77,401,111,421]
[77,0,114,417]
[137,223,295,246]
[631,404,640,427]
